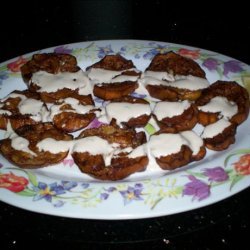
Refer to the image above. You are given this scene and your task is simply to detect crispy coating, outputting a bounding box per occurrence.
[0,123,73,168]
[78,124,147,148]
[86,54,134,71]
[203,123,237,151]
[146,51,206,77]
[0,90,44,130]
[146,84,202,101]
[88,54,140,100]
[40,89,94,104]
[21,53,80,83]
[53,112,96,133]
[195,81,250,126]
[155,104,198,133]
[155,145,193,170]
[94,82,138,100]
[51,94,96,132]
[191,146,206,162]
[145,51,207,101]
[72,124,148,180]
[72,152,148,181]
[108,96,151,128]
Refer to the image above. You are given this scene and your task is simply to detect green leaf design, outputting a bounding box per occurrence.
[17,189,35,197]
[26,171,38,187]
[144,123,156,135]
[186,170,206,178]
[224,149,250,167]
[230,174,244,191]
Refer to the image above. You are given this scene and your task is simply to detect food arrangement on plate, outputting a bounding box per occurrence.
[0,51,249,181]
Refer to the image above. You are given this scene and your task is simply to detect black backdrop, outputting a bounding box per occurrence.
[1,1,250,249]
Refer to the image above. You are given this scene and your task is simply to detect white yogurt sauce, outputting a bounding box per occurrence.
[31,70,92,95]
[148,133,188,157]
[153,100,190,120]
[87,68,139,84]
[198,96,238,119]
[201,119,231,139]
[180,130,203,155]
[105,102,151,125]
[139,73,209,91]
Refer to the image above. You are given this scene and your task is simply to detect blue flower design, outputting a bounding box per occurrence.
[100,193,109,200]
[32,182,66,202]
[61,180,78,190]
[119,183,144,205]
[0,72,9,85]
[81,183,90,189]
[143,44,169,60]
[97,45,114,58]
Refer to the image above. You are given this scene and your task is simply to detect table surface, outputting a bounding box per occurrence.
[1,2,250,249]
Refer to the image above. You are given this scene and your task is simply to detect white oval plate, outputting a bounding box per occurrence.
[0,40,250,220]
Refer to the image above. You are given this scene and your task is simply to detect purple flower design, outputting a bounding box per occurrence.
[203,167,229,182]
[202,58,220,71]
[88,118,106,129]
[143,44,169,60]
[33,182,66,202]
[97,45,114,58]
[0,163,3,168]
[0,72,9,85]
[183,175,210,201]
[119,183,144,205]
[54,45,73,54]
[223,60,244,77]
[100,193,109,200]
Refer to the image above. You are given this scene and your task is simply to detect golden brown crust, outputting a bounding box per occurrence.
[146,84,202,101]
[0,123,73,168]
[21,53,80,83]
[88,55,140,100]
[0,90,43,130]
[203,122,237,151]
[78,124,147,148]
[39,89,94,104]
[86,54,135,71]
[155,145,193,170]
[145,51,206,101]
[191,146,206,162]
[108,96,151,128]
[196,81,250,126]
[146,51,206,78]
[93,81,138,100]
[72,124,148,180]
[155,104,198,133]
[53,112,96,133]
[72,152,148,181]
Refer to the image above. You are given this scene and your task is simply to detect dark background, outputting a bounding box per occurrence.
[1,1,250,249]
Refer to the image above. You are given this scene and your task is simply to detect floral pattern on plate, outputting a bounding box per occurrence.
[0,40,249,219]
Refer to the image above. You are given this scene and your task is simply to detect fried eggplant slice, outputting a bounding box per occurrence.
[153,100,198,132]
[48,94,98,133]
[195,81,250,126]
[201,119,237,151]
[141,51,208,101]
[105,96,151,128]
[87,54,140,100]
[21,53,80,83]
[0,123,73,168]
[72,124,148,180]
[0,90,46,130]
[148,131,205,170]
